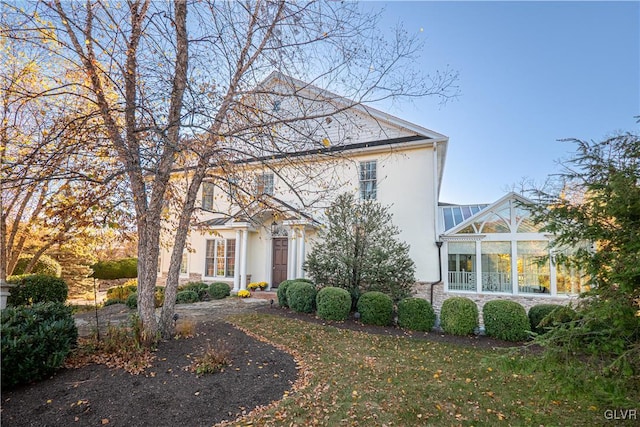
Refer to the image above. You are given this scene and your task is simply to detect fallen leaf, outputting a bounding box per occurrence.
[101,419,109,425]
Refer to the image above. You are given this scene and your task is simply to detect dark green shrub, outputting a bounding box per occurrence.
[176,290,199,304]
[1,302,78,389]
[357,291,393,326]
[7,274,68,306]
[397,297,435,331]
[209,282,231,299]
[277,279,298,308]
[294,278,314,284]
[126,292,138,309]
[286,282,317,313]
[12,254,62,277]
[90,258,137,280]
[483,300,531,342]
[316,287,351,321]
[538,305,578,331]
[440,297,479,336]
[178,282,209,301]
[103,298,125,307]
[529,304,563,334]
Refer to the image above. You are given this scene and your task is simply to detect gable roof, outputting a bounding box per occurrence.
[256,72,449,195]
[441,192,537,236]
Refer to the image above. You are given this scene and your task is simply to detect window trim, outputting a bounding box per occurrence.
[204,239,236,278]
[359,160,377,200]
[201,182,215,211]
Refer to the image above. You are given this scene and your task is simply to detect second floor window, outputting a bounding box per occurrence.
[256,172,274,196]
[359,160,377,200]
[202,182,214,210]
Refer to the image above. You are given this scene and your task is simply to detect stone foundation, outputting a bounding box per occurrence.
[414,282,578,327]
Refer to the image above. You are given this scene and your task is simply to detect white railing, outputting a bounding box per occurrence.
[448,271,476,291]
[481,272,512,293]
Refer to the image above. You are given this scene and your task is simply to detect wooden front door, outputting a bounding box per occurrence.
[272,238,288,288]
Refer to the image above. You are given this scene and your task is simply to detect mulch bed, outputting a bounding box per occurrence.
[1,320,297,427]
[2,303,536,427]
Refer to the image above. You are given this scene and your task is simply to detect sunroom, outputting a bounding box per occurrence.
[440,193,586,297]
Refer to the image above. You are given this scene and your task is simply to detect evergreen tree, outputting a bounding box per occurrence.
[305,193,416,305]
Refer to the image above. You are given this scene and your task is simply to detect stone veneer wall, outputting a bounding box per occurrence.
[413,282,579,327]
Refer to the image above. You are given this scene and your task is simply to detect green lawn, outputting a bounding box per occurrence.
[226,313,625,426]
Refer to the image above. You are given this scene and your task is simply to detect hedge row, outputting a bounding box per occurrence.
[105,281,232,308]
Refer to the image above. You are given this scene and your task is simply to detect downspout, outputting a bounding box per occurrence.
[428,141,443,305]
[429,241,443,305]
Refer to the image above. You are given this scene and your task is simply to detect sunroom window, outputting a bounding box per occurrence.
[447,242,476,291]
[517,241,550,293]
[481,241,512,293]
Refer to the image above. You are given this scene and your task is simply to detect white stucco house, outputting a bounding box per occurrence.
[158,73,584,314]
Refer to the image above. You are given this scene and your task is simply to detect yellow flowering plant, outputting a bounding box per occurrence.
[237,289,251,298]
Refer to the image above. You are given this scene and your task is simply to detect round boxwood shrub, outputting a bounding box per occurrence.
[276,279,297,308]
[176,290,199,304]
[7,274,68,306]
[483,300,531,342]
[357,291,393,326]
[178,282,209,301]
[440,297,479,336]
[397,297,436,331]
[286,282,317,313]
[209,282,231,300]
[528,304,563,334]
[316,287,351,321]
[12,254,62,277]
[1,302,78,389]
[126,292,138,309]
[538,305,578,331]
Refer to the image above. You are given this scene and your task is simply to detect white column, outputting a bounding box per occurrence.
[297,227,306,278]
[265,234,273,290]
[288,229,298,279]
[475,241,482,293]
[233,229,241,291]
[240,229,248,290]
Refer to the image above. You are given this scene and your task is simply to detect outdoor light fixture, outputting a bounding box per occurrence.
[271,221,277,233]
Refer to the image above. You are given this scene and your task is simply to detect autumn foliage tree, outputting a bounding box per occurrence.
[8,0,457,339]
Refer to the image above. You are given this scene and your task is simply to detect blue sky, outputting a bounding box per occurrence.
[367,1,639,204]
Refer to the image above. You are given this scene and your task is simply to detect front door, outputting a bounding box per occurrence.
[272,238,288,288]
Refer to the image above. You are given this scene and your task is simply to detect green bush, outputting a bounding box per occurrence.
[178,282,209,301]
[357,291,393,326]
[106,281,138,301]
[7,274,68,306]
[209,282,231,300]
[538,305,578,331]
[12,254,62,277]
[277,279,298,308]
[90,258,137,280]
[316,287,351,321]
[103,298,125,307]
[176,290,199,304]
[440,297,479,336]
[483,300,531,342]
[126,292,138,309]
[1,302,78,389]
[397,297,435,331]
[286,282,317,313]
[529,304,563,334]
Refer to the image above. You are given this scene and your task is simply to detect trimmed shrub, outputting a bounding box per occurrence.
[1,302,78,389]
[538,305,578,331]
[12,254,62,277]
[7,274,68,306]
[209,282,231,300]
[397,297,436,331]
[286,282,317,313]
[126,292,138,309]
[178,282,209,301]
[316,287,351,321]
[483,300,531,342]
[357,291,393,326]
[277,279,297,308]
[106,281,138,301]
[440,297,479,336]
[90,258,137,280]
[176,290,199,304]
[103,298,125,307]
[528,304,563,334]
[294,278,314,284]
